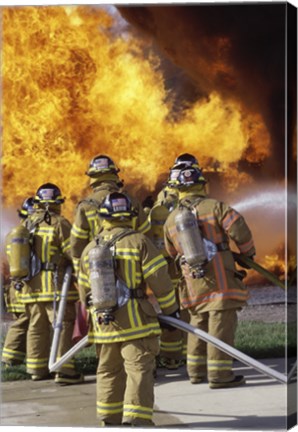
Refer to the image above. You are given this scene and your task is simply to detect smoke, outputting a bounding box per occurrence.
[1,208,19,245]
[118,3,297,179]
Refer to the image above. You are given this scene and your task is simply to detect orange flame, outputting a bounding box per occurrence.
[244,244,296,286]
[2,6,271,219]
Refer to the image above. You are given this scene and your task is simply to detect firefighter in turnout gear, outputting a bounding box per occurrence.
[78,192,179,427]
[148,163,185,369]
[2,197,35,366]
[164,166,256,388]
[70,154,150,276]
[18,183,83,384]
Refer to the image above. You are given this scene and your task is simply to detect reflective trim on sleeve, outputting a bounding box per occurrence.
[71,225,89,240]
[238,238,255,254]
[142,255,167,278]
[137,218,150,234]
[157,289,177,309]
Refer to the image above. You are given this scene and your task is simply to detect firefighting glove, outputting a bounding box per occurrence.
[233,252,255,270]
[159,309,180,332]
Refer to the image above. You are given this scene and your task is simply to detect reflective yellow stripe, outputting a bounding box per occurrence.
[2,348,26,360]
[26,357,48,368]
[71,224,89,239]
[137,218,150,234]
[97,401,123,415]
[187,355,207,365]
[115,248,140,260]
[88,322,161,343]
[20,291,78,302]
[123,404,153,420]
[160,340,182,352]
[157,289,176,309]
[208,359,233,371]
[73,257,80,273]
[143,255,167,278]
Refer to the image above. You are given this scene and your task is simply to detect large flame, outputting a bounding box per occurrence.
[2,6,271,220]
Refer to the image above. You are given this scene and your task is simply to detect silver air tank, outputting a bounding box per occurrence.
[9,225,31,279]
[88,243,117,313]
[175,207,207,278]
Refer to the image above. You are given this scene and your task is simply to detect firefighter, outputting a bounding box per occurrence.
[2,197,35,367]
[70,154,150,276]
[18,183,83,384]
[147,164,183,369]
[149,157,199,370]
[78,192,179,427]
[164,166,256,388]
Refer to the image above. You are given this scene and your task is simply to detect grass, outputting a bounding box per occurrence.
[235,321,296,359]
[1,321,296,381]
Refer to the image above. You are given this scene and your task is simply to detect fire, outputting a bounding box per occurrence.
[243,245,296,286]
[2,6,271,220]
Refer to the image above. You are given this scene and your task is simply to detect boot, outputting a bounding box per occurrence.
[209,375,245,389]
[55,372,84,385]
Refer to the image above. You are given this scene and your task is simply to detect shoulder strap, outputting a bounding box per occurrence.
[179,196,206,212]
[79,198,102,209]
[96,228,136,249]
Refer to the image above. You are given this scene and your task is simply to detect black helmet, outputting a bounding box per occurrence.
[34,183,65,204]
[99,192,134,219]
[174,153,199,167]
[166,163,188,188]
[17,197,35,219]
[86,155,119,177]
[176,166,207,188]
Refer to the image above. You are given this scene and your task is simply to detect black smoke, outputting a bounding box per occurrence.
[118,3,297,180]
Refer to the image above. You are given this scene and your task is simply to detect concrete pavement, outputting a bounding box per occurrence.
[1,357,296,431]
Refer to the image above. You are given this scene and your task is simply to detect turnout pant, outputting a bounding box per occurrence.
[96,336,159,426]
[2,312,29,365]
[187,309,238,383]
[25,301,77,377]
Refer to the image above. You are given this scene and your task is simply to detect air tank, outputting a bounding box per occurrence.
[175,207,207,276]
[9,225,31,279]
[88,243,117,311]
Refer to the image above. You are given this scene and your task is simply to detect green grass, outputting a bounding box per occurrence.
[235,321,296,359]
[1,321,296,381]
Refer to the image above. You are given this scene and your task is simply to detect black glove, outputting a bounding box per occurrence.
[233,252,255,270]
[159,309,180,332]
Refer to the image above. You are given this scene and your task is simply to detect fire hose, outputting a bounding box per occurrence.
[158,315,288,384]
[49,294,288,384]
[48,265,73,371]
[233,252,286,291]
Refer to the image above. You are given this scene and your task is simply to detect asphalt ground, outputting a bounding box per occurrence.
[1,357,297,432]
